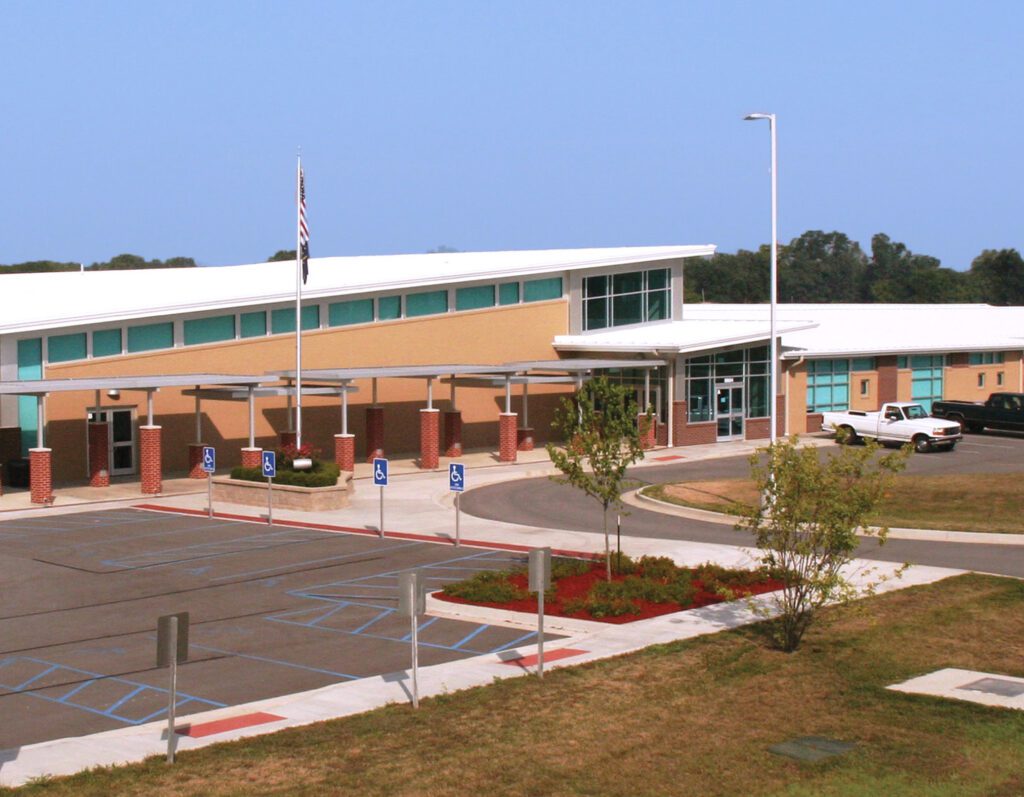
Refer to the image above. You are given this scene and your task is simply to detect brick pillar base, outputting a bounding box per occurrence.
[241,447,262,469]
[365,406,384,462]
[29,448,53,505]
[279,430,297,449]
[420,409,440,469]
[88,422,110,488]
[140,425,162,495]
[187,442,206,479]
[638,413,656,450]
[334,433,355,472]
[443,410,463,458]
[516,427,534,451]
[499,413,518,463]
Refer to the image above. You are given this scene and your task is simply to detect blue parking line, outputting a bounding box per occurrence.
[487,631,538,654]
[450,623,491,650]
[351,608,394,634]
[13,664,59,691]
[401,617,439,641]
[104,685,147,715]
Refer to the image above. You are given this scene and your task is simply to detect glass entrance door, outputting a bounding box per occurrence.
[88,409,136,476]
[715,383,744,441]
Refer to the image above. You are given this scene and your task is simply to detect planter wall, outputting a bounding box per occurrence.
[212,472,354,512]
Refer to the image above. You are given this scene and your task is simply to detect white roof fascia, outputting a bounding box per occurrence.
[553,322,818,355]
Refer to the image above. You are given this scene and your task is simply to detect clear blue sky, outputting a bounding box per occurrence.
[2,1,1022,270]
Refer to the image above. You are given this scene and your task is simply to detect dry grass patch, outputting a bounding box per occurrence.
[7,574,1024,797]
[647,473,1024,533]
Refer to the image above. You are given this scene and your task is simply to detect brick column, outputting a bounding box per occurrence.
[334,433,355,473]
[672,400,688,447]
[443,410,463,458]
[139,425,162,495]
[516,427,534,451]
[776,394,786,438]
[279,430,297,449]
[88,422,110,488]
[878,356,898,404]
[241,447,262,469]
[29,448,53,505]
[499,412,518,463]
[420,409,440,469]
[187,442,206,479]
[365,407,384,462]
[638,413,656,450]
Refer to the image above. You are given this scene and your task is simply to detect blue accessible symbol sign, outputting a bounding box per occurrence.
[373,458,389,487]
[449,463,465,492]
[201,446,216,474]
[262,451,277,479]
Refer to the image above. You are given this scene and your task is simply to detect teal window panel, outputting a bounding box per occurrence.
[240,312,267,338]
[329,299,374,326]
[851,357,876,372]
[92,329,122,357]
[498,282,520,305]
[897,356,908,368]
[523,277,563,302]
[184,315,235,346]
[17,338,42,377]
[969,352,1003,365]
[17,338,43,455]
[48,333,87,363]
[378,295,401,320]
[406,290,448,317]
[455,285,495,311]
[271,306,319,334]
[127,322,174,353]
[646,289,669,321]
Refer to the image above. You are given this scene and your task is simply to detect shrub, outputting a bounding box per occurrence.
[636,556,678,581]
[442,570,528,603]
[230,461,341,487]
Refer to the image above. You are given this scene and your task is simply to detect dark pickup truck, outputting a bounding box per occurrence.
[932,392,1024,433]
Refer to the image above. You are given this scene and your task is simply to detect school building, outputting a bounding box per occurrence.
[1,245,1022,503]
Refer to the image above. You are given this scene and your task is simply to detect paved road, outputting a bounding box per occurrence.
[462,433,1024,578]
[0,509,557,750]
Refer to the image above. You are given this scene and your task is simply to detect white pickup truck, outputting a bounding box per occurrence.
[821,402,962,453]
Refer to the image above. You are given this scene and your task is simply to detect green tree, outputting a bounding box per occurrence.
[778,230,868,302]
[546,378,648,580]
[739,437,908,652]
[864,234,969,303]
[967,248,1024,306]
[685,248,769,303]
[0,260,79,274]
[268,250,297,262]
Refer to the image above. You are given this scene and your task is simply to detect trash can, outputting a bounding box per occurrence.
[6,458,30,489]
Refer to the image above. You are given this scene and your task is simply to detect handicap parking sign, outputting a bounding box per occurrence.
[373,457,389,487]
[449,462,465,492]
[262,450,277,478]
[201,446,216,474]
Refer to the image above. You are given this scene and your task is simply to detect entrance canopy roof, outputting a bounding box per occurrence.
[0,374,267,397]
[553,320,818,355]
[182,384,358,401]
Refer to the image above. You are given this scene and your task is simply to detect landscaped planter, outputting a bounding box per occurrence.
[212,472,354,512]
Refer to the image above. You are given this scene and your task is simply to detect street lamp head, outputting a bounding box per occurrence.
[744,112,773,121]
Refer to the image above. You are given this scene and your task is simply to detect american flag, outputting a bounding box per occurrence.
[299,166,309,284]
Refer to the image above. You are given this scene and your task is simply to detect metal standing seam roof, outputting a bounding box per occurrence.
[274,359,669,382]
[0,374,267,396]
[0,245,715,335]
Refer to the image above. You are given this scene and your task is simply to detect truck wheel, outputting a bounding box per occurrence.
[967,423,983,433]
[913,435,932,454]
[837,425,859,445]
[948,413,966,431]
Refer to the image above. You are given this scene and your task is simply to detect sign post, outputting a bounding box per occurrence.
[528,547,552,678]
[373,457,388,538]
[449,463,465,547]
[262,450,277,526]
[397,570,425,708]
[202,446,216,519]
[156,611,190,763]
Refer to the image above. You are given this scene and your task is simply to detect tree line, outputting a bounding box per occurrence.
[0,254,197,275]
[685,230,1024,306]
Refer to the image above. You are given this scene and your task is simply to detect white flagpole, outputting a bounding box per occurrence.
[295,154,303,449]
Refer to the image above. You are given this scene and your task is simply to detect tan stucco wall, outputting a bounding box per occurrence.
[785,361,808,434]
[42,300,569,482]
[850,371,879,411]
[896,368,913,402]
[943,355,1023,400]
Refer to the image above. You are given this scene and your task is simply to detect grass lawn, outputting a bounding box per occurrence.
[8,574,1024,796]
[644,473,1024,533]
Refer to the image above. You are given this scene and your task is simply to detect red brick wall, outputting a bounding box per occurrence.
[334,434,355,472]
[655,422,668,447]
[419,409,440,469]
[29,448,53,504]
[806,413,824,433]
[88,422,110,487]
[948,352,970,368]
[672,400,717,446]
[140,425,162,495]
[638,413,656,450]
[499,413,518,462]
[516,427,535,451]
[187,442,206,479]
[241,447,262,468]
[443,410,463,457]
[878,356,898,404]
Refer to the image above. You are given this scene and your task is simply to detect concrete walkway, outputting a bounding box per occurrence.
[0,439,964,786]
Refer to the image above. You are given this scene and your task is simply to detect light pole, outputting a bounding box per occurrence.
[744,112,778,447]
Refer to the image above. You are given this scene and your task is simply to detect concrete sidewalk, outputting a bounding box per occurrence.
[0,436,958,787]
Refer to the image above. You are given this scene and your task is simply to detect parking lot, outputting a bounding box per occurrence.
[0,509,556,750]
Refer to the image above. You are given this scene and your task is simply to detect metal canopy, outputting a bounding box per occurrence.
[182,384,358,401]
[441,375,578,388]
[500,358,667,372]
[0,374,268,397]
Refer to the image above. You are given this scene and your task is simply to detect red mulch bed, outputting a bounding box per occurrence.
[435,563,783,624]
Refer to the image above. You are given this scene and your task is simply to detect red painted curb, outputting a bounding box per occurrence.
[177,711,284,738]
